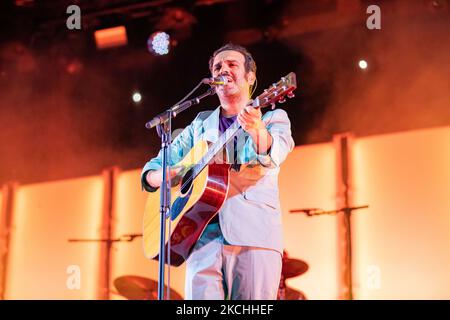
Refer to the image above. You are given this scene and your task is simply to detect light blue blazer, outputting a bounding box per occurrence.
[141,106,294,254]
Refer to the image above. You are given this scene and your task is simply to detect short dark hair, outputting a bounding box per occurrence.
[209,43,257,75]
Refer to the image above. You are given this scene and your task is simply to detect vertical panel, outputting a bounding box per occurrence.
[0,186,5,299]
[97,167,119,300]
[5,176,104,299]
[353,126,450,299]
[334,133,355,300]
[111,169,186,300]
[279,142,338,299]
[0,183,17,299]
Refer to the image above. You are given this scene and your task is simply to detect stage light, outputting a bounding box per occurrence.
[147,31,170,55]
[66,59,83,75]
[358,60,368,70]
[94,26,128,50]
[132,92,142,103]
[14,0,34,7]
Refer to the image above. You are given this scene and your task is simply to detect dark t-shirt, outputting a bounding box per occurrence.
[219,113,237,134]
[218,112,238,164]
[210,112,237,224]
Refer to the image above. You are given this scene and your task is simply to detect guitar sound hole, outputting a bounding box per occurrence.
[180,168,193,195]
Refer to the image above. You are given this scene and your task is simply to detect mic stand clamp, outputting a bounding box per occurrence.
[146,87,216,130]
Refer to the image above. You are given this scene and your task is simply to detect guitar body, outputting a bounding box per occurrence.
[143,140,230,266]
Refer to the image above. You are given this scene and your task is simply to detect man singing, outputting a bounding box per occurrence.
[142,43,294,300]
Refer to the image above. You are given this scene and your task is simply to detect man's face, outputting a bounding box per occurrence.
[211,50,254,100]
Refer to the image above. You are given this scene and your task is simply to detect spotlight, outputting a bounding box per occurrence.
[147,31,170,56]
[14,0,34,7]
[132,92,142,103]
[358,59,368,70]
[94,26,128,50]
[66,59,83,75]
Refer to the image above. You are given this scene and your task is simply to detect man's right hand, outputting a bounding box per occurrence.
[146,166,184,188]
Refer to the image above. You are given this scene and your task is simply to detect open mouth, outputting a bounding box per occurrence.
[220,75,233,83]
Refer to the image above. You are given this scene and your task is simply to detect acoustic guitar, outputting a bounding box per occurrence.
[143,72,297,266]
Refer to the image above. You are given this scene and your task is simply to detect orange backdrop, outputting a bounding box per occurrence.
[1,126,449,299]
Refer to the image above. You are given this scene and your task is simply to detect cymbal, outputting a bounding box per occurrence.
[114,275,183,300]
[282,258,309,278]
[285,287,307,300]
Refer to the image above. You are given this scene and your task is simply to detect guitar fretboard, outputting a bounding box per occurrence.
[191,120,243,179]
[187,71,297,180]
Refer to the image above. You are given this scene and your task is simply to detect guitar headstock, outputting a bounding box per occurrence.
[249,72,297,109]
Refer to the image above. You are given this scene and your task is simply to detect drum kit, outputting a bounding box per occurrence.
[70,233,308,300]
[113,275,183,300]
[112,250,308,300]
[277,250,308,300]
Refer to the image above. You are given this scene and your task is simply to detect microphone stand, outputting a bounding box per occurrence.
[289,205,368,300]
[145,86,216,300]
[68,233,143,243]
[289,205,369,216]
[68,233,143,299]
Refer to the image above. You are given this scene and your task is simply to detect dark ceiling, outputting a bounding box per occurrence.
[0,0,449,185]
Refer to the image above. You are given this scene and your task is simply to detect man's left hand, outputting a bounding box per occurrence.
[237,106,265,133]
[237,105,273,155]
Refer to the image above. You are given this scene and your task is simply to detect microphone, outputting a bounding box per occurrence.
[202,76,228,86]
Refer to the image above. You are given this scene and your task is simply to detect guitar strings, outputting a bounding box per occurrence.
[177,122,241,193]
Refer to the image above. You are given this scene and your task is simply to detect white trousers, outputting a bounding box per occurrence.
[185,223,282,300]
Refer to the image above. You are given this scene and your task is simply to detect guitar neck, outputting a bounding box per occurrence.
[189,71,297,179]
[191,120,243,179]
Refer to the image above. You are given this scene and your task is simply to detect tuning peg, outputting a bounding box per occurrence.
[287,92,295,98]
[278,97,286,104]
[271,103,276,110]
